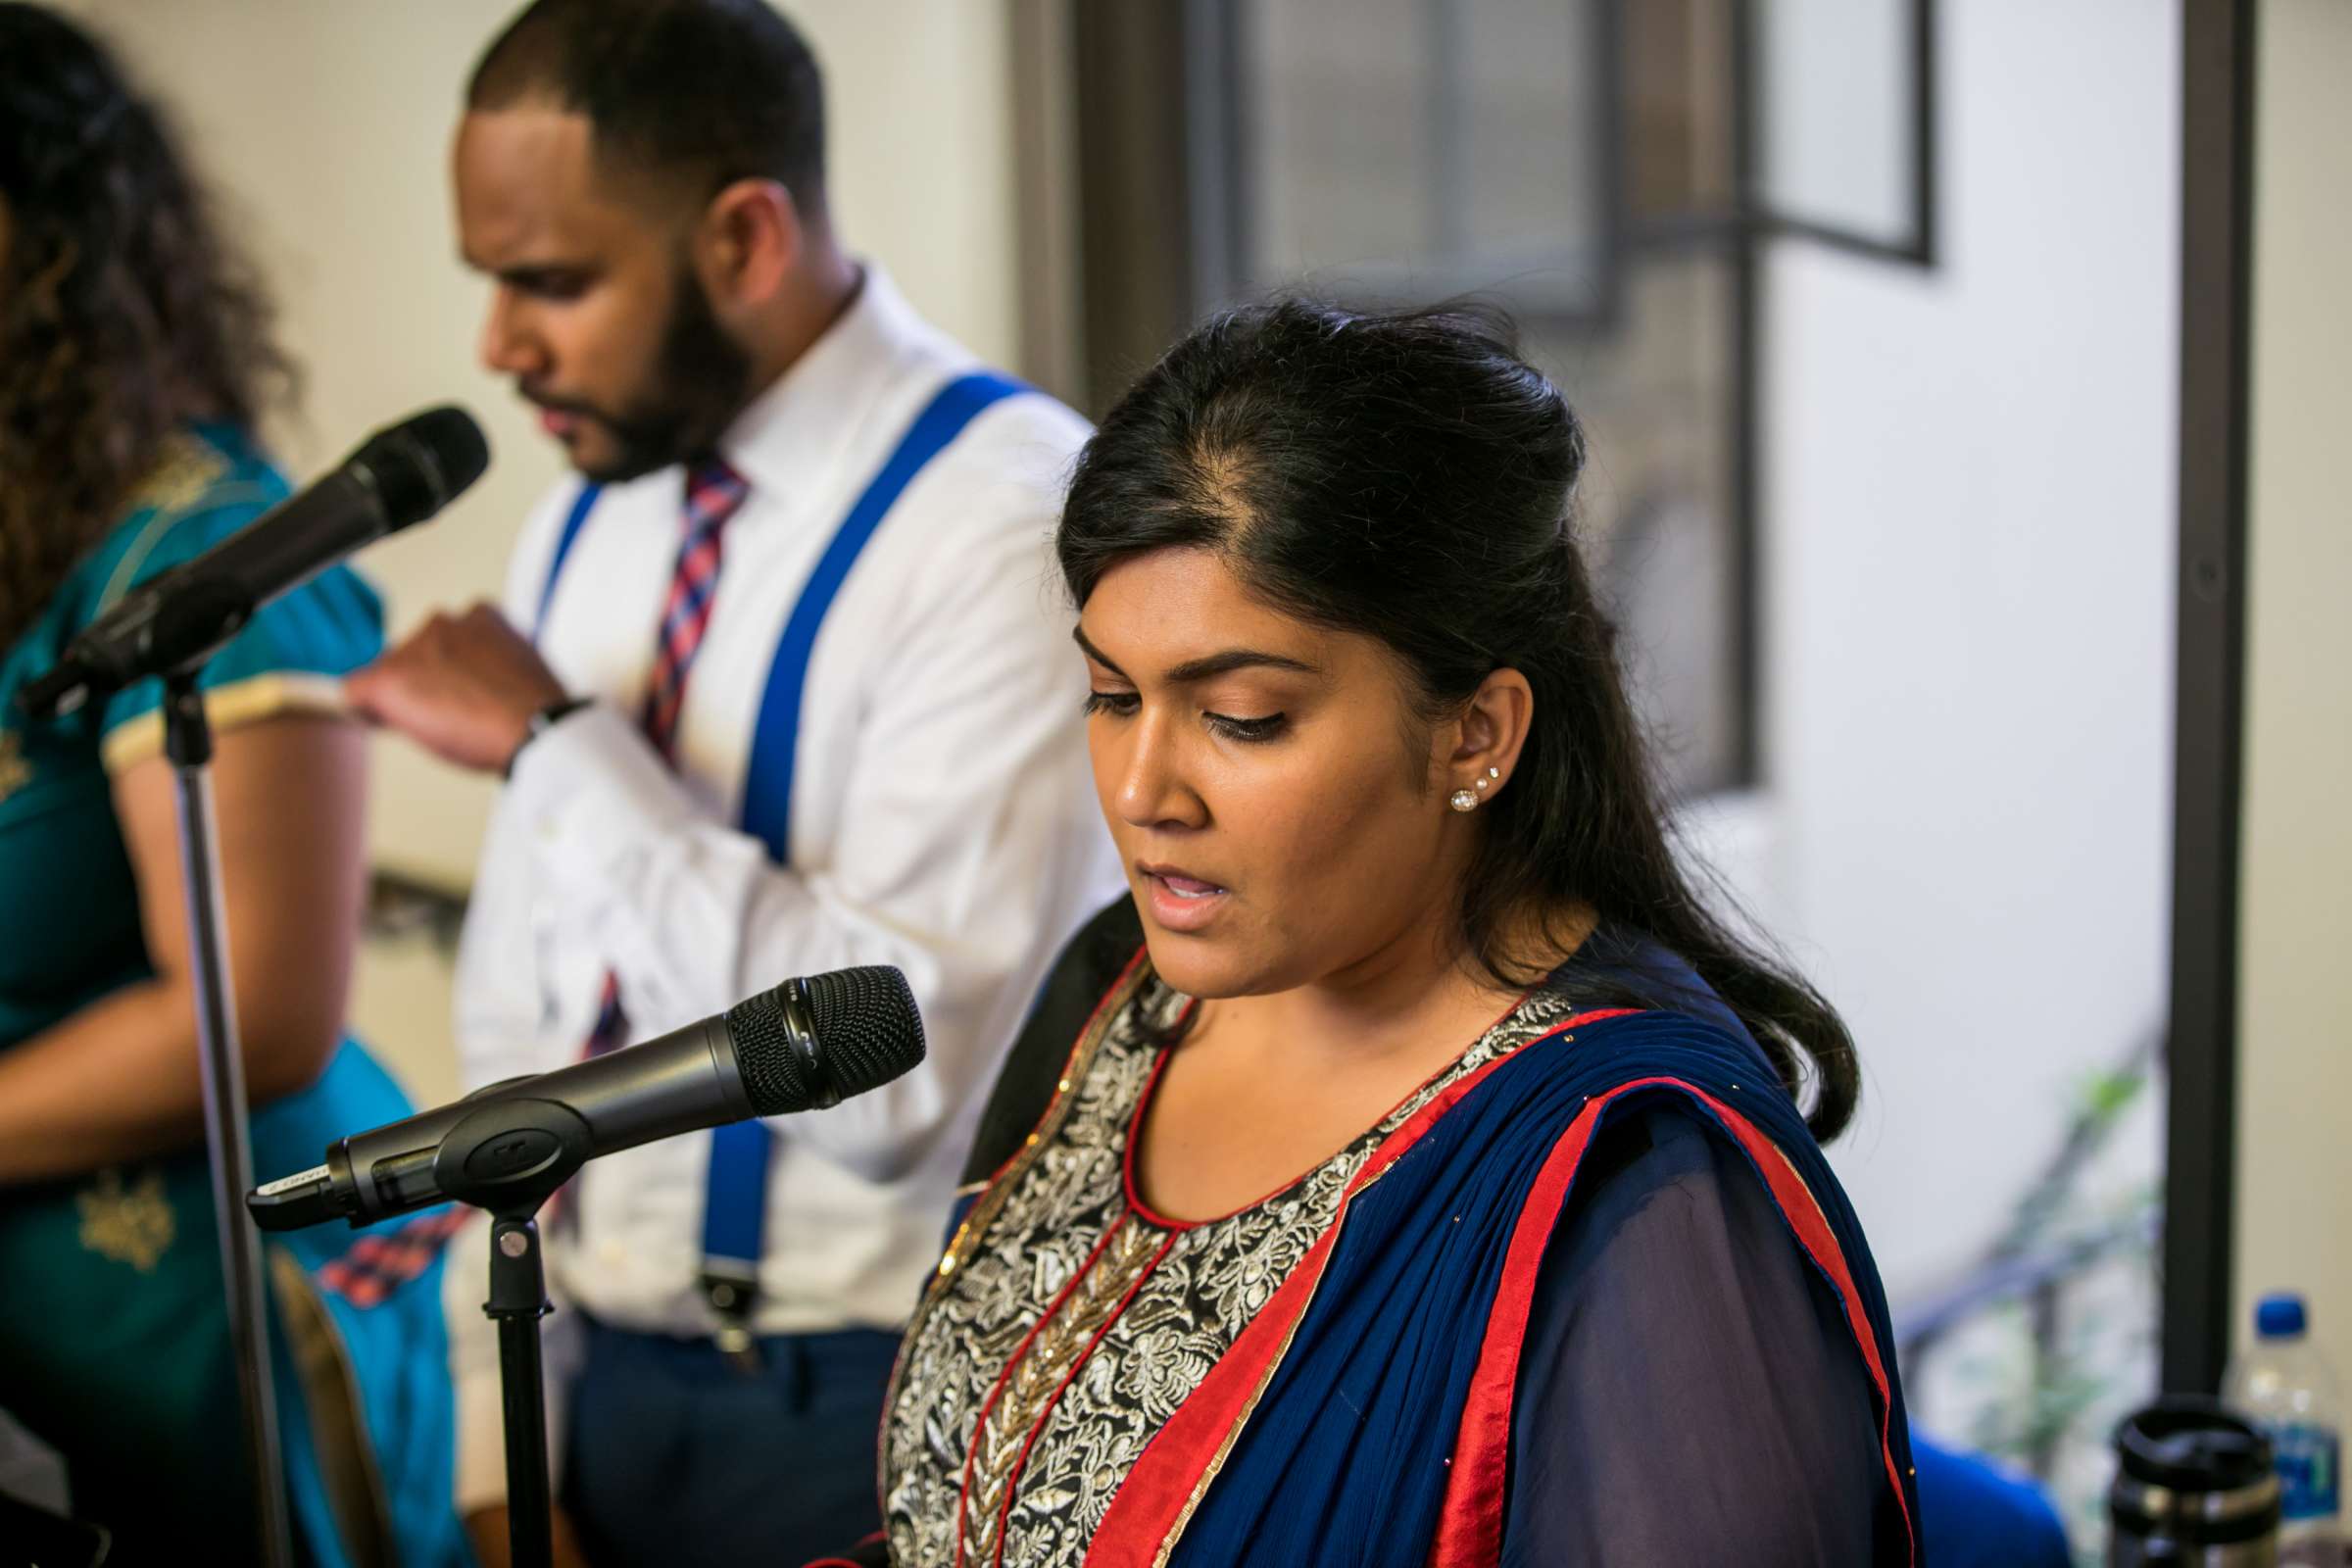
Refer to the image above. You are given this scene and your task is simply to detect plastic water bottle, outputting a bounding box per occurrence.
[2227,1293,2344,1566]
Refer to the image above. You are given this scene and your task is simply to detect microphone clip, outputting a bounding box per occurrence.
[431,1096,595,1219]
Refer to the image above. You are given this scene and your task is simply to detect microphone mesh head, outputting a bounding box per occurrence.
[805,965,926,1099]
[361,405,490,528]
[725,987,816,1116]
[724,966,926,1116]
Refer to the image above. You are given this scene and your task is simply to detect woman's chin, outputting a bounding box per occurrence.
[1139,935,1283,1002]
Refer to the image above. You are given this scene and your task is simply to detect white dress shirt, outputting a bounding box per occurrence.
[444,267,1122,1508]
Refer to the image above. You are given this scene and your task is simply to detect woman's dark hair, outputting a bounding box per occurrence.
[1059,299,1859,1139]
[0,3,294,650]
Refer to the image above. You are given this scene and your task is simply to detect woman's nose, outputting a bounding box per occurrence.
[1111,711,1207,832]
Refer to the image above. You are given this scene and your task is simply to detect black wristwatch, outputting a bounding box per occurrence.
[504,695,594,779]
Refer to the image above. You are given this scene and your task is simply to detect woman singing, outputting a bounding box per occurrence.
[0,8,462,1562]
[874,302,1919,1565]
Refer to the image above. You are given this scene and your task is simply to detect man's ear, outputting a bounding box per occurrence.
[697,177,801,312]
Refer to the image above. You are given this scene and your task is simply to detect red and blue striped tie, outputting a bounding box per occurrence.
[582,456,750,1058]
[640,457,747,760]
[323,466,749,1272]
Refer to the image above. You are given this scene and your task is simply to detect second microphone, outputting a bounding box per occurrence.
[249,965,924,1231]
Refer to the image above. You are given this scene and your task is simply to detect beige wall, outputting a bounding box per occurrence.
[64,0,1024,890]
[62,1,1026,1102]
[2234,0,2352,1374]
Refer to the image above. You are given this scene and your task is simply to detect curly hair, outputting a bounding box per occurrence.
[0,3,294,652]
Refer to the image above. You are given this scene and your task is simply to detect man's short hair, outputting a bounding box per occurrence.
[469,0,825,216]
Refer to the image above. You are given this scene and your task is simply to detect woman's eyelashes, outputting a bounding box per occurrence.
[1202,711,1287,743]
[1081,691,1289,744]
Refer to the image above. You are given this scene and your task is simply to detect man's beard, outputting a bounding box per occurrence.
[556,267,756,483]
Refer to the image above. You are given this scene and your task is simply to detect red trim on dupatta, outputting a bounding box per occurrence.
[1422,1097,1606,1566]
[1425,1077,1919,1568]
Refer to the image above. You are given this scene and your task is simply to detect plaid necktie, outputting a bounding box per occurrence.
[580,456,751,1059]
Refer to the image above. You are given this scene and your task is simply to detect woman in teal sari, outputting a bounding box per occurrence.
[0,9,464,1562]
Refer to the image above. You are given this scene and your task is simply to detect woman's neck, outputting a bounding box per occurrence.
[1198,901,1597,1076]
[1134,902,1600,1224]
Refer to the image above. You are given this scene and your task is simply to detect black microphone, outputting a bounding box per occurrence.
[246,966,923,1231]
[19,406,491,719]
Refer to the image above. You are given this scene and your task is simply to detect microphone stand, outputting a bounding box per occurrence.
[432,1097,597,1568]
[486,1210,558,1568]
[163,671,295,1568]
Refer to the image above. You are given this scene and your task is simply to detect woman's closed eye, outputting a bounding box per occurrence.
[1203,711,1286,743]
[1082,691,1288,744]
[1082,689,1140,718]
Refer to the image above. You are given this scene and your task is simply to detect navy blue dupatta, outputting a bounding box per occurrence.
[930,900,1922,1568]
[1084,1008,1921,1568]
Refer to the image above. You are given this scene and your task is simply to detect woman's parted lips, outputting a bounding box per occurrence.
[1137,859,1227,895]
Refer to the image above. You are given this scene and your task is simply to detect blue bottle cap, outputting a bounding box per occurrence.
[2256,1293,2307,1339]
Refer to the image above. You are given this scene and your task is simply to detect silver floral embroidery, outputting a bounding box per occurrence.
[884,981,1583,1567]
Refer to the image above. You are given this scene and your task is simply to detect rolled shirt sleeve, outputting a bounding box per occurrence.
[499,483,1109,1183]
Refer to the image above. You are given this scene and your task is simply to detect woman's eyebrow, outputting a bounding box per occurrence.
[1162,649,1318,682]
[1072,625,1317,683]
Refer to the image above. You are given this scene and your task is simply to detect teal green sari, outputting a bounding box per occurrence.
[0,425,464,1564]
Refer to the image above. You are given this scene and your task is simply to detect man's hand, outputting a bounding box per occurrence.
[345,604,568,774]
[464,1502,591,1568]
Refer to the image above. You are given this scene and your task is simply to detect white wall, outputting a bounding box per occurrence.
[63,0,1026,1102]
[1755,0,2180,1297]
[2234,0,2352,1380]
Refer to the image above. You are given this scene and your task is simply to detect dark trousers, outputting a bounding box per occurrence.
[562,1315,899,1567]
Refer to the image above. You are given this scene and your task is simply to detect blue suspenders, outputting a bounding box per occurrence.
[534,369,1028,1349]
[533,480,605,638]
